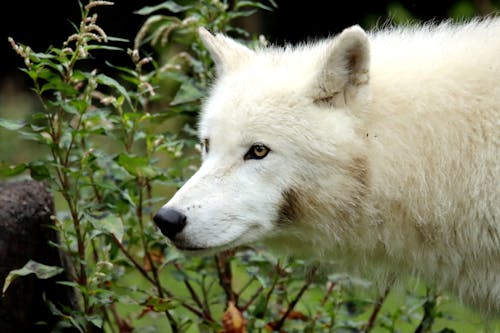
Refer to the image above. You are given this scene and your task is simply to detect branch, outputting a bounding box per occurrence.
[413,290,437,333]
[309,281,336,330]
[272,265,318,331]
[215,250,237,305]
[363,285,391,333]
[111,234,155,285]
[242,264,280,316]
[174,261,214,322]
[240,286,264,312]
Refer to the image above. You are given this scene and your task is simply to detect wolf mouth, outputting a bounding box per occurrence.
[173,243,235,256]
[172,238,236,253]
[172,223,265,253]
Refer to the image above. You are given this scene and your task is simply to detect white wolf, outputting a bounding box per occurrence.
[154,19,500,315]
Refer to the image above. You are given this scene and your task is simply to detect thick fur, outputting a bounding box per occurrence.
[158,19,500,315]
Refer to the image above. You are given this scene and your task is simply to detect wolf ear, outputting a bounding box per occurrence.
[312,25,370,108]
[198,27,253,74]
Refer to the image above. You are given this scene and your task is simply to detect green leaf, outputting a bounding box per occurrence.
[116,153,156,178]
[235,1,274,11]
[29,161,51,180]
[107,36,130,43]
[105,61,139,77]
[70,99,89,114]
[253,294,267,318]
[0,118,25,131]
[228,9,258,20]
[18,130,44,142]
[170,80,204,105]
[89,214,124,242]
[20,67,39,82]
[31,112,49,121]
[40,76,77,95]
[87,315,104,329]
[0,162,28,177]
[86,45,124,52]
[56,280,81,289]
[143,296,178,312]
[438,329,456,333]
[2,260,63,294]
[135,1,191,15]
[29,51,57,61]
[96,73,131,105]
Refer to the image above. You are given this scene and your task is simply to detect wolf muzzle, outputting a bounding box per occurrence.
[153,207,187,240]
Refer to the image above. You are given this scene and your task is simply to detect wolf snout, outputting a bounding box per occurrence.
[153,207,187,240]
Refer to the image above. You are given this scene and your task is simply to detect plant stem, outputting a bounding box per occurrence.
[309,281,336,331]
[215,250,237,305]
[241,286,264,312]
[414,290,437,333]
[251,262,280,318]
[272,266,318,331]
[111,234,154,284]
[174,262,214,322]
[135,178,181,332]
[363,286,391,333]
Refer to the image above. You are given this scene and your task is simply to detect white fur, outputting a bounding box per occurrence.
[160,19,500,316]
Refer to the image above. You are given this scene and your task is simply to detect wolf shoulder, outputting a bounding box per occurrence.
[361,18,500,234]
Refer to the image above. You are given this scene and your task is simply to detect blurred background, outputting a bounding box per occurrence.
[2,0,499,95]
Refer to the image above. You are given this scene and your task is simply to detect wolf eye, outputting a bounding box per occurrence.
[244,144,270,160]
[201,138,209,154]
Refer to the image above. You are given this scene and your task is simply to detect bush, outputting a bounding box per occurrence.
[1,1,493,332]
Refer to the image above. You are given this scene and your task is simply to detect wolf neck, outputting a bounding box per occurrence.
[341,68,497,278]
[278,76,495,279]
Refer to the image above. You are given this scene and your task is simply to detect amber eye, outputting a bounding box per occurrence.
[244,143,270,160]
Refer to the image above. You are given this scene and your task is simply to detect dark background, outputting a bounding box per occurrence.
[0,0,495,92]
[260,0,460,42]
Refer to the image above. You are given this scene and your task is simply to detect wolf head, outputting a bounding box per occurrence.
[154,26,371,256]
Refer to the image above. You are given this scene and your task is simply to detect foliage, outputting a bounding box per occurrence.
[2,260,64,294]
[1,1,497,332]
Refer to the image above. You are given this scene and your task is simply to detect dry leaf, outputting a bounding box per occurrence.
[222,301,246,333]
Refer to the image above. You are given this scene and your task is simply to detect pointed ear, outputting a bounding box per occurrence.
[198,27,253,74]
[311,25,370,107]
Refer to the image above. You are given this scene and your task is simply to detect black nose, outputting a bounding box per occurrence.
[153,207,187,240]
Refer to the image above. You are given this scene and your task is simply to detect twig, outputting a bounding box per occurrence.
[272,266,318,331]
[240,286,264,312]
[109,303,133,333]
[111,234,155,284]
[111,224,209,328]
[200,275,214,317]
[237,275,257,297]
[320,282,336,307]
[174,262,214,321]
[309,281,336,331]
[363,285,391,333]
[163,309,179,333]
[215,250,237,305]
[242,264,280,316]
[413,290,437,333]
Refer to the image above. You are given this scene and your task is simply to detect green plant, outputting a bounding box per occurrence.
[1,1,497,332]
